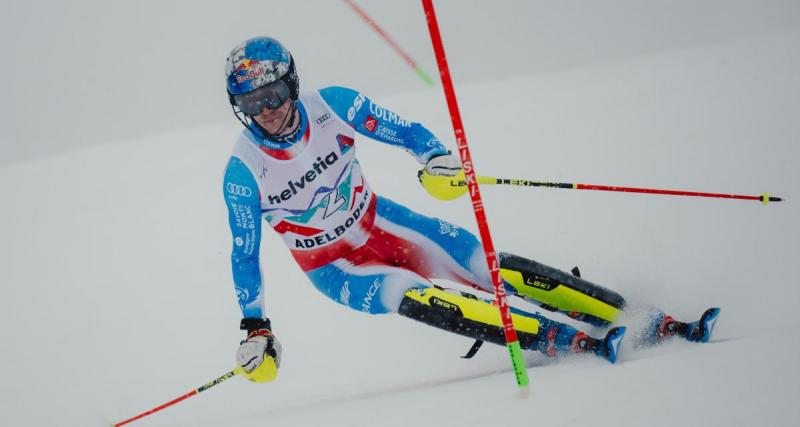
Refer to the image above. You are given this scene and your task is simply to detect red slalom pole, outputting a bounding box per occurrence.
[421,0,530,393]
[344,0,435,86]
[113,369,239,426]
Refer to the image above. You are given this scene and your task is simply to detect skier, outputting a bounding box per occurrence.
[224,37,719,383]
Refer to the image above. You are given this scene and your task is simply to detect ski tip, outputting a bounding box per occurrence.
[603,326,627,364]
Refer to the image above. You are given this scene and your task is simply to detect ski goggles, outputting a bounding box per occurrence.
[232,79,291,115]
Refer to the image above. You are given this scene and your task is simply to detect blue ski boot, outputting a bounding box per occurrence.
[569,326,627,364]
[686,308,721,343]
[645,308,721,344]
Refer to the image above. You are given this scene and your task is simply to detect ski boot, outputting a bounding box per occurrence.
[545,325,627,364]
[646,308,721,344]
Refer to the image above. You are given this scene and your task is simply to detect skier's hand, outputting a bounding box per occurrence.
[423,153,461,177]
[236,318,282,383]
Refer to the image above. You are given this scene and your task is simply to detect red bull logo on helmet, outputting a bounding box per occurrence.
[226,39,292,93]
[235,63,267,84]
[233,60,289,87]
[234,59,260,73]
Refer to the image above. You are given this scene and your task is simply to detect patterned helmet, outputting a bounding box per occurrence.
[225,37,299,98]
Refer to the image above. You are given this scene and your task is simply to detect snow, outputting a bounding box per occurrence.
[1,3,799,427]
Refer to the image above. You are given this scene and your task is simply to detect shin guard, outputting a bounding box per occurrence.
[499,252,626,326]
[398,287,540,350]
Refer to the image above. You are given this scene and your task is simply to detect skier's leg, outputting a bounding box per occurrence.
[499,253,722,344]
[398,287,624,361]
[305,258,427,315]
[304,258,621,361]
[366,196,493,291]
[369,196,626,327]
[364,197,710,345]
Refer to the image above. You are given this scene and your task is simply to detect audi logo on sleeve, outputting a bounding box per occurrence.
[226,183,253,197]
[315,112,331,125]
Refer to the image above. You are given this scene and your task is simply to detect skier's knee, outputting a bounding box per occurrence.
[340,275,427,315]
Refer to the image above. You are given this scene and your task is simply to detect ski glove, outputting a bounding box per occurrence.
[423,153,461,177]
[236,318,282,383]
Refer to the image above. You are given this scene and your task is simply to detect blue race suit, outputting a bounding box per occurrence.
[223,86,583,353]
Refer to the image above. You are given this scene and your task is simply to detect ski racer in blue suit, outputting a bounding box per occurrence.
[224,37,716,383]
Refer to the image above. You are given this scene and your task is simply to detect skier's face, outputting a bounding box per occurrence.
[252,98,294,135]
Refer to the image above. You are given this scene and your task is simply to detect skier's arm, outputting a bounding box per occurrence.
[223,157,265,319]
[319,86,448,163]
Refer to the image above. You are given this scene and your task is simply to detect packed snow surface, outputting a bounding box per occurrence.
[1,3,798,427]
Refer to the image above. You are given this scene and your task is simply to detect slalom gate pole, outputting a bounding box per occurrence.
[421,0,530,394]
[113,368,240,426]
[420,171,784,205]
[343,0,435,86]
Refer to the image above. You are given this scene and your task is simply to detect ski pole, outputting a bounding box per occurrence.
[422,0,530,395]
[418,171,784,205]
[113,368,241,426]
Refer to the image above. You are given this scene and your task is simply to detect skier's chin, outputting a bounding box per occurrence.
[254,104,295,135]
[256,119,284,134]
